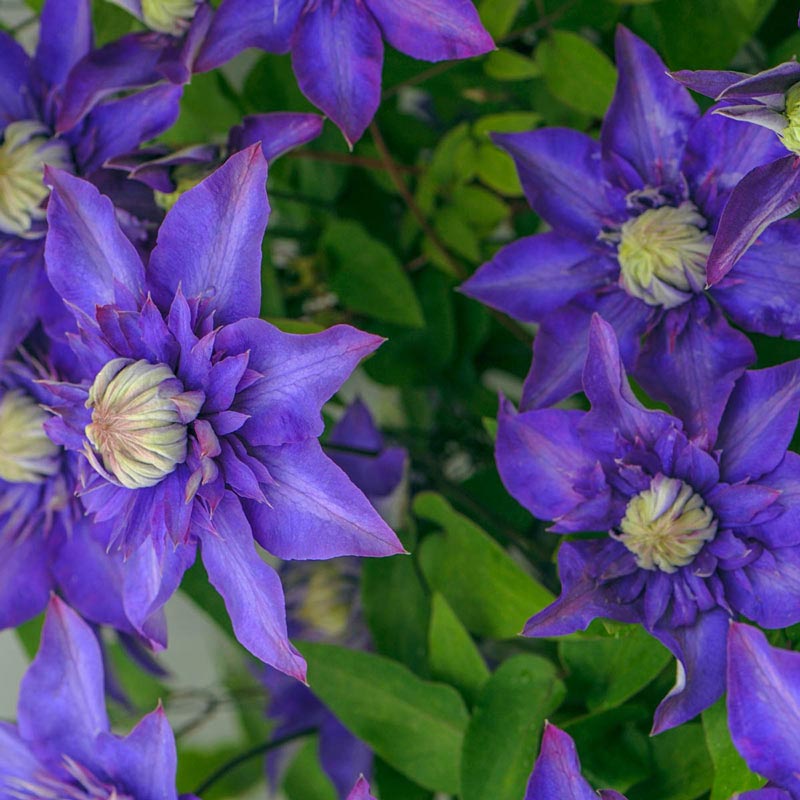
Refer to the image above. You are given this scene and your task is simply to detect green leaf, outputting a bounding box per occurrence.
[374,758,433,800]
[428,593,490,704]
[536,30,617,118]
[415,492,553,638]
[283,738,337,800]
[559,624,671,712]
[478,0,525,38]
[15,613,43,660]
[473,112,540,139]
[702,698,765,800]
[180,558,236,641]
[462,655,566,800]
[299,642,470,794]
[484,49,541,81]
[321,220,425,328]
[475,143,524,196]
[263,316,326,334]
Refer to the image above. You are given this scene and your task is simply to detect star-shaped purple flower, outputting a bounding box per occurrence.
[0,596,184,800]
[195,0,494,145]
[40,145,404,680]
[497,314,800,732]
[461,27,800,448]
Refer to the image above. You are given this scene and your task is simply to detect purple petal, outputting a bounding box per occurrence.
[18,597,109,769]
[461,233,614,323]
[602,27,699,191]
[635,298,754,448]
[736,792,793,800]
[712,220,800,339]
[247,438,404,559]
[292,0,384,145]
[524,723,598,800]
[706,483,779,527]
[96,706,178,800]
[44,168,146,316]
[650,608,729,734]
[670,69,750,99]
[492,129,623,241]
[196,0,306,70]
[216,319,384,445]
[0,528,51,629]
[716,359,800,483]
[0,33,34,129]
[347,776,376,800]
[749,453,800,549]
[0,722,42,787]
[148,146,268,323]
[0,248,46,358]
[227,112,325,162]
[705,155,800,284]
[727,622,800,796]
[318,714,374,798]
[717,61,800,100]
[199,494,307,679]
[34,0,92,88]
[364,0,493,61]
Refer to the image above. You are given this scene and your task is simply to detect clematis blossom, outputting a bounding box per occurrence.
[0,596,187,800]
[496,314,800,733]
[462,28,800,447]
[40,145,404,680]
[195,0,495,145]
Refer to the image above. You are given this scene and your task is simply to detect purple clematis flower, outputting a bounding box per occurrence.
[194,0,495,145]
[525,722,626,800]
[0,596,186,800]
[461,28,800,447]
[40,146,404,680]
[672,62,800,283]
[726,622,800,800]
[496,314,800,733]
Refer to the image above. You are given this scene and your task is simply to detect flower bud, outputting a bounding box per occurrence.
[0,389,60,485]
[142,0,199,35]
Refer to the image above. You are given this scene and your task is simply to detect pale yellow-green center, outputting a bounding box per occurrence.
[617,202,711,309]
[154,170,207,212]
[0,389,60,484]
[614,475,717,573]
[85,358,201,490]
[780,82,800,155]
[0,121,72,238]
[142,0,198,35]
[296,565,351,639]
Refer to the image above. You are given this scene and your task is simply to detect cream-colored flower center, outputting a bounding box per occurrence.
[780,82,800,155]
[617,202,711,309]
[613,475,717,573]
[0,121,72,238]
[0,389,60,484]
[85,358,203,490]
[142,0,198,34]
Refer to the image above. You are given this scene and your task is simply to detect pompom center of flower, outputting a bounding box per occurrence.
[142,0,198,34]
[0,389,60,485]
[0,120,72,238]
[85,358,203,490]
[617,202,711,309]
[613,474,717,573]
[781,82,800,154]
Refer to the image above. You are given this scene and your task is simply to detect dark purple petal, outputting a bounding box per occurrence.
[492,129,623,241]
[705,155,800,284]
[705,483,779,527]
[292,0,384,145]
[227,112,325,161]
[650,609,729,734]
[728,622,800,796]
[0,530,51,629]
[735,792,793,800]
[18,597,109,769]
[196,0,306,70]
[716,359,800,483]
[347,777,376,800]
[524,723,599,800]
[461,233,614,323]
[717,61,800,100]
[200,494,307,679]
[0,249,45,359]
[34,0,92,88]
[149,146,268,323]
[248,439,404,559]
[712,220,800,339]
[0,33,34,129]
[44,168,146,316]
[635,298,754,448]
[749,453,800,549]
[365,0,493,61]
[602,27,699,191]
[670,69,750,99]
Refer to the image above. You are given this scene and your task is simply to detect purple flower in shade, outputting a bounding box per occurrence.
[496,314,800,733]
[672,62,800,284]
[348,777,376,800]
[460,27,800,448]
[725,622,800,800]
[39,146,404,680]
[525,722,626,800]
[194,0,495,145]
[0,596,185,800]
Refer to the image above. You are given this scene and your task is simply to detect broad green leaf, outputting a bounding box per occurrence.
[415,492,553,638]
[374,758,433,800]
[180,558,236,641]
[462,655,566,800]
[484,49,541,81]
[536,30,617,118]
[703,698,765,800]
[300,642,470,794]
[478,0,525,38]
[559,624,671,711]
[283,738,337,800]
[473,112,539,138]
[15,613,43,660]
[321,220,424,328]
[451,185,509,232]
[263,316,326,334]
[178,742,265,799]
[428,593,490,704]
[475,143,524,196]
